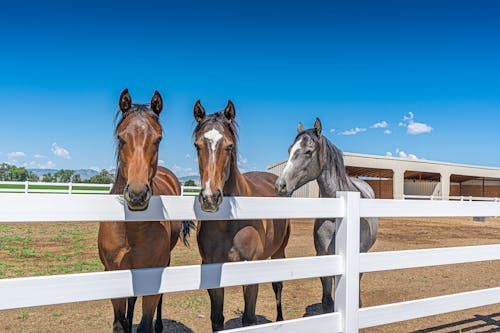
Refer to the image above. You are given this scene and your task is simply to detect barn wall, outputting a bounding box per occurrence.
[364,179,393,199]
[404,180,439,196]
[450,184,500,197]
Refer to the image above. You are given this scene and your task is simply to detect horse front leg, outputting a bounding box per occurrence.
[111,298,130,333]
[208,288,225,331]
[314,218,336,313]
[126,297,137,331]
[155,294,163,333]
[137,294,161,333]
[242,284,259,326]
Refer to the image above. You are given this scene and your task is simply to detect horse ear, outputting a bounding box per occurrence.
[194,100,206,123]
[297,122,304,133]
[224,100,236,122]
[119,89,132,113]
[150,90,163,115]
[314,117,322,137]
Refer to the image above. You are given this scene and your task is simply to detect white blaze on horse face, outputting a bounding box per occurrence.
[203,128,223,161]
[203,180,212,196]
[283,138,302,176]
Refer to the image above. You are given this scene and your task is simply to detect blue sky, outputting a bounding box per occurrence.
[0,1,499,176]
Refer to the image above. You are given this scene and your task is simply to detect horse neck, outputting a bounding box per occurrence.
[316,141,350,198]
[223,153,248,196]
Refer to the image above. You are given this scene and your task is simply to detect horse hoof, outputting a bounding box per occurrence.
[155,319,164,333]
[242,316,258,327]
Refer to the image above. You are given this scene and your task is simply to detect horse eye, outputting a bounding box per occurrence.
[304,150,313,156]
[226,144,234,152]
[155,137,162,146]
[117,136,125,145]
[194,143,200,151]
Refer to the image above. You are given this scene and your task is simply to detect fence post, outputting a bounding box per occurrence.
[68,182,73,195]
[180,185,184,196]
[335,191,360,333]
[24,181,29,194]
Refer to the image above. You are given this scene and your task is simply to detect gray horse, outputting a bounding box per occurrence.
[275,118,378,312]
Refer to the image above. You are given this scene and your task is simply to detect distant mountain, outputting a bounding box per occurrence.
[28,168,100,180]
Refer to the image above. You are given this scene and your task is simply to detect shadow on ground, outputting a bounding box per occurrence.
[132,319,194,333]
[412,313,500,333]
[224,315,272,330]
[303,303,324,317]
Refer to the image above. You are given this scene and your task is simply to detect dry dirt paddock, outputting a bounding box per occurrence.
[0,217,499,333]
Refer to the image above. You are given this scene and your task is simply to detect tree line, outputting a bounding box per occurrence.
[0,163,114,184]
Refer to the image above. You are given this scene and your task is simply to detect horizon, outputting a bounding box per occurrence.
[1,1,499,177]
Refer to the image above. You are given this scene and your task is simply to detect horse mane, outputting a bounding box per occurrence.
[113,103,162,170]
[193,111,239,161]
[296,129,350,190]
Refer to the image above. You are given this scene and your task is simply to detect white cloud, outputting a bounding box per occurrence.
[237,153,257,173]
[407,122,433,135]
[38,161,56,169]
[185,153,192,159]
[171,164,194,177]
[158,159,165,166]
[384,129,392,135]
[329,128,336,134]
[370,121,388,129]
[393,148,420,160]
[339,127,367,136]
[89,166,101,172]
[51,143,71,160]
[399,112,433,135]
[386,152,393,157]
[34,154,47,159]
[7,151,26,158]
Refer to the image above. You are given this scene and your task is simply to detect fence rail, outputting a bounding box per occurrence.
[404,193,500,202]
[0,181,201,196]
[0,193,499,332]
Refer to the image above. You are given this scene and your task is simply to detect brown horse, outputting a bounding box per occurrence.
[98,89,185,333]
[193,100,291,331]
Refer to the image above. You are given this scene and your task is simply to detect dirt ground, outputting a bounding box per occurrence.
[1,217,499,332]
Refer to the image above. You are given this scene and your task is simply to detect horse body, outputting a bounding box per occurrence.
[198,170,289,263]
[193,101,290,331]
[276,118,378,313]
[98,90,184,333]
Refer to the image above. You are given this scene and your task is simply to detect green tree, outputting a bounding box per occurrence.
[11,167,29,181]
[86,170,114,184]
[72,174,82,183]
[42,173,55,182]
[28,172,39,182]
[184,179,196,187]
[54,169,74,183]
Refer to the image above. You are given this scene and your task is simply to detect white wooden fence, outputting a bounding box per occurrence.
[0,193,499,332]
[0,181,201,196]
[404,194,500,202]
[0,181,113,194]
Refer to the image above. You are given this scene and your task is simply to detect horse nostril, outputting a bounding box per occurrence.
[214,190,222,204]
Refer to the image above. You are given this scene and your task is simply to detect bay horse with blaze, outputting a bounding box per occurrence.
[192,100,291,331]
[98,89,187,333]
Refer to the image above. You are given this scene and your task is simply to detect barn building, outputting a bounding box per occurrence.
[267,152,500,200]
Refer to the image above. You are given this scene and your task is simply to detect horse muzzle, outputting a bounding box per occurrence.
[275,178,290,197]
[199,189,223,213]
[124,183,152,211]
